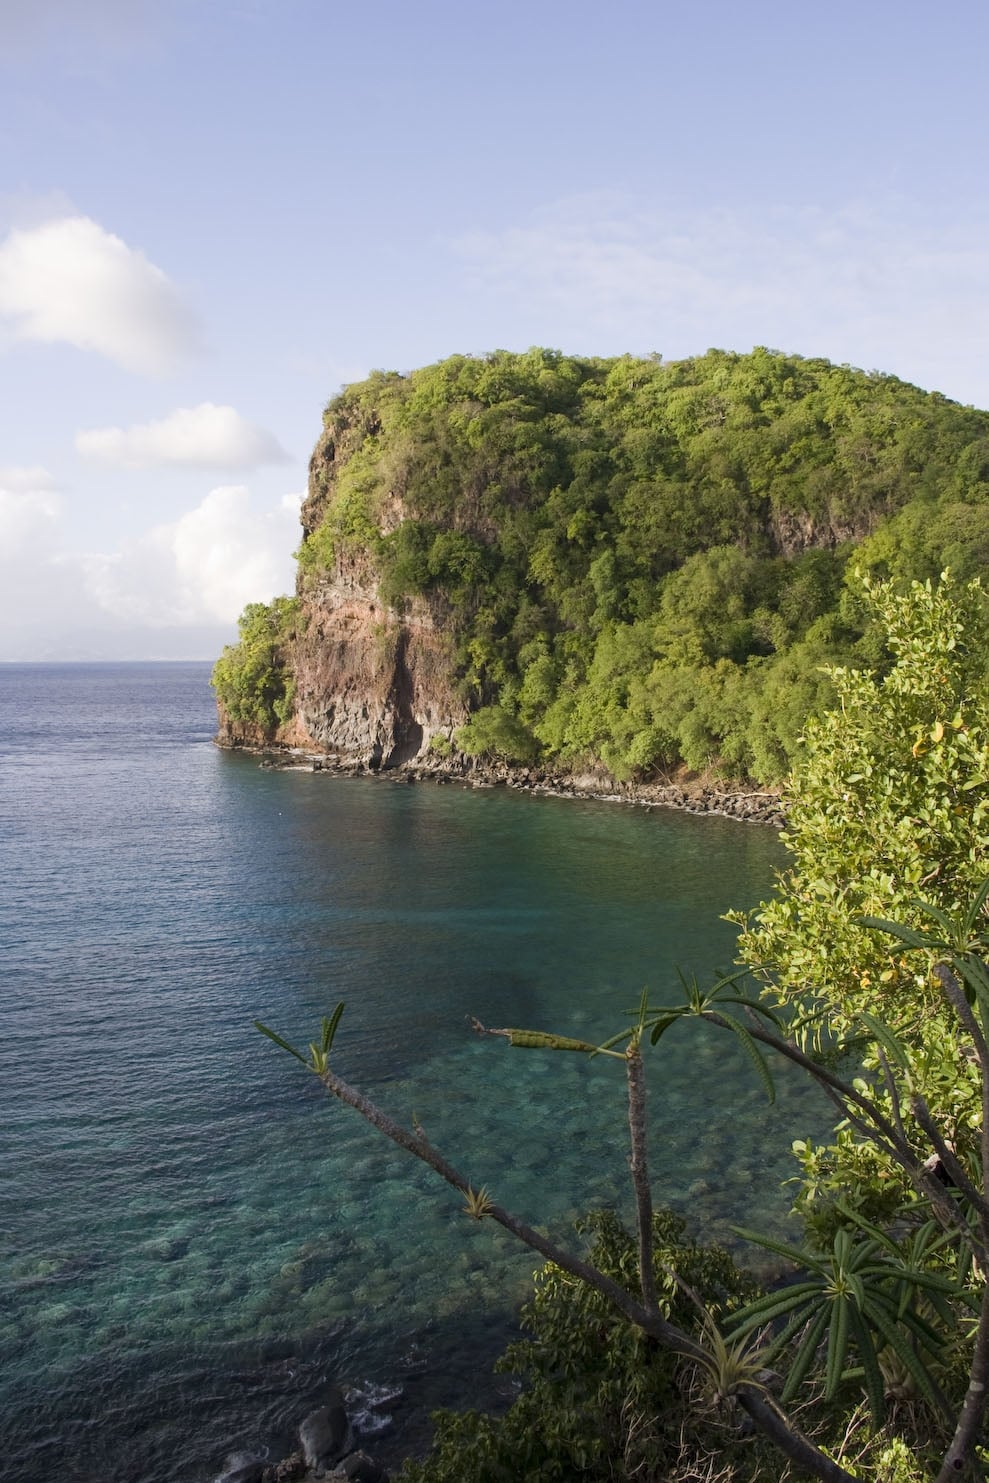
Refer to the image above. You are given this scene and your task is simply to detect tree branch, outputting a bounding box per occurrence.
[935,1270,989,1483]
[626,1039,658,1314]
[314,1060,858,1483]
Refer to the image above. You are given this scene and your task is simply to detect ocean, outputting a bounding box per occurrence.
[0,663,821,1481]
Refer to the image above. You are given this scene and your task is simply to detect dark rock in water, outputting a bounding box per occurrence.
[299,1385,353,1472]
[340,1450,388,1483]
[261,1452,306,1483]
[214,1451,267,1483]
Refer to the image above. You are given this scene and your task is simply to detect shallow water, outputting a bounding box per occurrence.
[0,664,827,1480]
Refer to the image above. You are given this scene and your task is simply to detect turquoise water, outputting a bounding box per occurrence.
[0,664,825,1480]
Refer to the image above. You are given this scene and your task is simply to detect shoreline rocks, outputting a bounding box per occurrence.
[225,740,786,829]
[214,1382,393,1483]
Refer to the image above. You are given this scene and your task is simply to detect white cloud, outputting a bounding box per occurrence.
[0,470,302,658]
[452,194,989,408]
[79,485,302,627]
[76,403,290,470]
[0,215,200,374]
[0,468,61,550]
[0,463,58,492]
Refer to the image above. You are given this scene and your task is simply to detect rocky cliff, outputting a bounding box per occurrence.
[215,347,989,784]
[216,427,467,766]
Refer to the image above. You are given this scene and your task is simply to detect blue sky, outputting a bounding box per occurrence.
[2,0,988,658]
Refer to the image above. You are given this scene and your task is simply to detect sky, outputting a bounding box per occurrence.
[2,0,988,659]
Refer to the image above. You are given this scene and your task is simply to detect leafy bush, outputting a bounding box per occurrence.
[398,1210,767,1483]
[211,597,300,733]
[455,705,541,764]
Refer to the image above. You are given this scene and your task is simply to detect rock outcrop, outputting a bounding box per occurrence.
[217,432,466,766]
[284,554,464,768]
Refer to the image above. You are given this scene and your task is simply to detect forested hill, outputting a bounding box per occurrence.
[214,347,989,783]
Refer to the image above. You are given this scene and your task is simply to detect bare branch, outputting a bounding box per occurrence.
[314,1060,859,1483]
[935,1272,989,1483]
[626,1039,658,1314]
[910,1092,989,1227]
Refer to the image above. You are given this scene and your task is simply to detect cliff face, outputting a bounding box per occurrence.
[218,427,467,765]
[285,554,466,766]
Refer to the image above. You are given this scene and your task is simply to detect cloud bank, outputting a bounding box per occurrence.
[79,486,302,627]
[0,465,61,549]
[453,194,989,408]
[76,403,290,470]
[0,482,302,659]
[0,215,200,374]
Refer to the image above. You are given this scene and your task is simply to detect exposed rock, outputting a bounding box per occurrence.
[261,1452,306,1483]
[214,1451,267,1483]
[339,1449,388,1482]
[216,423,786,828]
[299,1386,353,1473]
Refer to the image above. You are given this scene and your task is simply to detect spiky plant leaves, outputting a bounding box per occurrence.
[648,1010,686,1047]
[854,916,932,951]
[726,1221,965,1425]
[254,1019,309,1064]
[847,1305,887,1424]
[824,1293,849,1399]
[462,1185,495,1220]
[781,1306,831,1406]
[856,1011,912,1069]
[863,1299,948,1419]
[497,1029,615,1055]
[720,1018,776,1103]
[321,1001,345,1055]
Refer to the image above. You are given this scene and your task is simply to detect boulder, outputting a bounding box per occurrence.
[299,1386,353,1472]
[341,1450,388,1483]
[214,1451,266,1483]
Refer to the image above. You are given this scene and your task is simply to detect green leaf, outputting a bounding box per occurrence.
[912,897,962,939]
[648,1011,686,1046]
[781,1305,830,1404]
[727,1284,823,1338]
[863,1298,947,1416]
[833,1199,901,1255]
[320,1001,345,1055]
[856,1011,911,1068]
[962,874,989,934]
[824,1294,850,1399]
[254,1019,309,1065]
[848,1303,886,1424]
[723,1018,776,1103]
[854,916,932,950]
[502,1029,602,1053]
[732,1227,824,1271]
[717,995,786,1029]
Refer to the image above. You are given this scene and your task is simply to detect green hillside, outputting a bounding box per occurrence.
[221,347,989,781]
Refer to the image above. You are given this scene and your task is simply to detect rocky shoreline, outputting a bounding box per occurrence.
[214,1382,394,1483]
[220,741,786,830]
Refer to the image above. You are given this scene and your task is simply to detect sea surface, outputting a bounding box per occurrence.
[0,663,826,1481]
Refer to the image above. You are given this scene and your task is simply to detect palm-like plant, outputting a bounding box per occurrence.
[725,1213,969,1424]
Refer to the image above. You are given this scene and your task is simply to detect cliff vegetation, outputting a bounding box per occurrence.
[214,347,989,781]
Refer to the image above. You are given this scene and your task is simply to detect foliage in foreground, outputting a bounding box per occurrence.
[258,574,989,1481]
[398,1209,771,1483]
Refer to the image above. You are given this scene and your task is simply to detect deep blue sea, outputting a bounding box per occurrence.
[0,663,825,1481]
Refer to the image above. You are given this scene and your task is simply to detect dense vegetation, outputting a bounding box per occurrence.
[260,576,989,1482]
[211,596,299,732]
[285,346,989,780]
